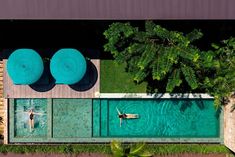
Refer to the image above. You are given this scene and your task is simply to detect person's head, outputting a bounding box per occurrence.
[29,109,33,113]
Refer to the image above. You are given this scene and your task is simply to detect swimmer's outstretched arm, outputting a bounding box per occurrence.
[33,112,45,115]
[116,107,121,115]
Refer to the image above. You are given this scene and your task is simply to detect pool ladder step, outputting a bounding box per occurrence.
[100,100,108,137]
[92,99,101,137]
[92,99,109,137]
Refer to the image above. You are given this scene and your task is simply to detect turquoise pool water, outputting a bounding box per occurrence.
[14,99,47,137]
[93,99,220,138]
[10,98,220,143]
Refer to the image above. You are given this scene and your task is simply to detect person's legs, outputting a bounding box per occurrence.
[126,114,139,118]
[29,120,32,132]
[31,119,34,129]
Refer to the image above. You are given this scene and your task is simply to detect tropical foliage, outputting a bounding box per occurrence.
[110,140,152,157]
[103,21,235,108]
[200,37,235,108]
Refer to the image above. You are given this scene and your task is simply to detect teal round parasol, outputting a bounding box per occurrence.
[50,48,87,85]
[7,49,44,85]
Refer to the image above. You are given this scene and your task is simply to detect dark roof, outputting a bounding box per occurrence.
[0,0,234,19]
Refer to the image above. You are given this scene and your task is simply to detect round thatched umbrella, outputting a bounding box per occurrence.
[50,48,87,85]
[7,49,44,85]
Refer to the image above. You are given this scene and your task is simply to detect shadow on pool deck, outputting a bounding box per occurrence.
[29,61,56,92]
[69,60,98,92]
[29,59,98,92]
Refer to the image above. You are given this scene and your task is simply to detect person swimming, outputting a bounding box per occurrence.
[118,113,127,119]
[29,111,34,120]
[25,109,44,132]
[116,107,139,127]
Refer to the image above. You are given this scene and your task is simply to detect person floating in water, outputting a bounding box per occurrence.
[25,109,44,132]
[116,107,139,127]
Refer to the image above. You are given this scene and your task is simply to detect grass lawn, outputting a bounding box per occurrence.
[0,144,231,155]
[100,60,147,93]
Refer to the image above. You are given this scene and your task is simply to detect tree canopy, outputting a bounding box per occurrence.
[103,21,235,108]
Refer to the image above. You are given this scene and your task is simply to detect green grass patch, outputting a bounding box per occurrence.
[100,60,146,93]
[0,144,111,154]
[0,144,231,155]
[146,144,231,155]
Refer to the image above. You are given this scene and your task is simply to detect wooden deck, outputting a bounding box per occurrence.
[224,97,235,152]
[0,61,4,143]
[3,59,100,98]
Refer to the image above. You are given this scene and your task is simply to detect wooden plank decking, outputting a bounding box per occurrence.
[0,61,5,143]
[3,59,100,98]
[224,97,235,152]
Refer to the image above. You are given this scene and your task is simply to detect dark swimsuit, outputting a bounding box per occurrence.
[119,114,127,118]
[29,113,34,120]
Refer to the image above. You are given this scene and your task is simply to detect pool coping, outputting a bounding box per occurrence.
[9,97,223,144]
[96,93,214,99]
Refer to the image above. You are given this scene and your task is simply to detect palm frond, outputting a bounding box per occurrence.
[138,151,153,157]
[110,140,124,157]
[185,29,203,42]
[181,64,198,89]
[129,143,145,155]
[134,70,148,84]
[137,44,156,70]
[166,69,182,92]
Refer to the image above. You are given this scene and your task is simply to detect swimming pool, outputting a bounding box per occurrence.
[13,99,47,137]
[9,98,222,143]
[93,99,219,138]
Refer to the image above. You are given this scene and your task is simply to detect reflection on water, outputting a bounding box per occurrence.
[14,99,47,137]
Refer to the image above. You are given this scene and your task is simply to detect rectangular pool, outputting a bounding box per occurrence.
[9,98,222,143]
[93,99,220,138]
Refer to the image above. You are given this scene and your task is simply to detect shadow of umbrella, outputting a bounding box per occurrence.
[29,61,56,92]
[69,60,98,91]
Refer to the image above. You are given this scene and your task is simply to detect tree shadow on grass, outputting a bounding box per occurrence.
[69,60,98,92]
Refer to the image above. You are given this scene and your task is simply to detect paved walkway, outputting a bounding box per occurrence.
[224,97,235,152]
[0,153,228,157]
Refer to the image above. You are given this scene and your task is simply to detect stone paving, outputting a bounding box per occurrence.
[224,97,235,152]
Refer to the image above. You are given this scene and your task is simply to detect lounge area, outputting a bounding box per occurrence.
[3,48,100,98]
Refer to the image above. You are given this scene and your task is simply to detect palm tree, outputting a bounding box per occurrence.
[104,21,203,93]
[110,140,152,157]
